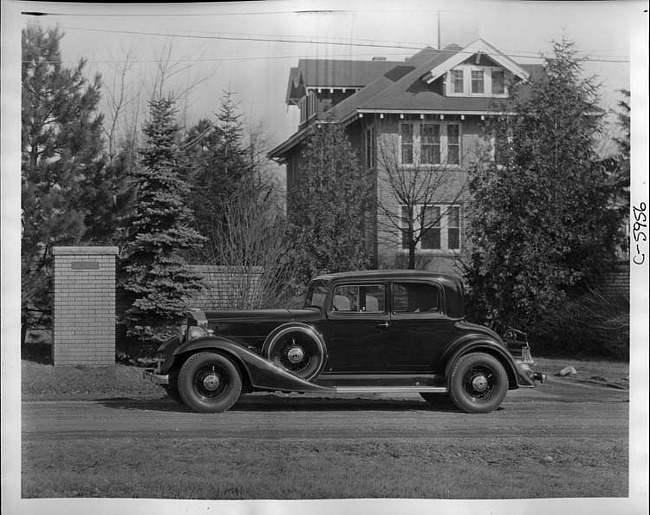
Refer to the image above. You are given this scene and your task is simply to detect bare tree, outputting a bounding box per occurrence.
[375,119,470,269]
[206,179,296,309]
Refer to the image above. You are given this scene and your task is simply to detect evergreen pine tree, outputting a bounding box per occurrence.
[289,121,372,285]
[120,96,206,342]
[21,24,107,341]
[185,92,255,261]
[465,37,624,331]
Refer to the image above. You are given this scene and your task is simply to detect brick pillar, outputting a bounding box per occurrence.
[53,246,118,366]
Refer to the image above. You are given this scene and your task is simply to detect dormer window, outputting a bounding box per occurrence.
[446,66,508,97]
[451,70,464,94]
[492,69,505,95]
[471,70,485,94]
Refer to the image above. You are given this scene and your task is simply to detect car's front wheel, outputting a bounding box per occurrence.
[177,352,242,413]
[448,352,508,413]
[163,383,183,404]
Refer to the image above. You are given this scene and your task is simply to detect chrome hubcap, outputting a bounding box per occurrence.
[202,373,220,391]
[286,346,305,363]
[472,375,489,392]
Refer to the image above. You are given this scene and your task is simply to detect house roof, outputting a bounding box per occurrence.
[271,39,545,159]
[421,38,530,84]
[286,58,405,104]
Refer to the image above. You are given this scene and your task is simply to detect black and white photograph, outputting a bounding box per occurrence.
[1,1,648,514]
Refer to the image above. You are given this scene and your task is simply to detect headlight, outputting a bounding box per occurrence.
[187,325,209,341]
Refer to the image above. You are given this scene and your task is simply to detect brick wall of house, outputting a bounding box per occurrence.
[373,115,480,272]
[53,246,118,366]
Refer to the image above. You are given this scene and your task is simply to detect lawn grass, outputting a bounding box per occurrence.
[533,357,629,389]
[21,355,629,402]
[22,436,628,499]
[21,361,166,401]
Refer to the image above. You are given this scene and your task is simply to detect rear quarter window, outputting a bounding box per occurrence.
[392,282,440,313]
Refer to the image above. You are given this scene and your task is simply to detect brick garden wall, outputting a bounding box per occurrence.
[596,262,630,299]
[187,265,263,310]
[53,246,118,366]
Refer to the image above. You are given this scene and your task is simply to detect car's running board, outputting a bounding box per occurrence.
[333,386,448,394]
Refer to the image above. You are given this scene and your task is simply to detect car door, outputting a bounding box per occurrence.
[385,280,454,372]
[321,282,394,373]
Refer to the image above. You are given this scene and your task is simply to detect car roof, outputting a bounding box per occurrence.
[310,270,466,318]
[312,269,463,287]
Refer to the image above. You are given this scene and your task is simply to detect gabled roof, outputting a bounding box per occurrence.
[421,38,530,83]
[270,39,544,160]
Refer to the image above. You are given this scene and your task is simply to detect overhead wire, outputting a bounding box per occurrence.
[21,25,631,66]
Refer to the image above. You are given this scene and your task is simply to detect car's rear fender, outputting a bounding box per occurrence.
[171,336,332,393]
[442,335,534,390]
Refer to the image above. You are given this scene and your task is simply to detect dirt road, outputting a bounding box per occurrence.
[23,377,628,440]
[17,376,632,500]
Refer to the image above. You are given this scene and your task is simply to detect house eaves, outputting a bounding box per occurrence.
[268,124,314,162]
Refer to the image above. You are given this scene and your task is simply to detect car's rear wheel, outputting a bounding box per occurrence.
[449,352,508,413]
[263,325,326,380]
[177,352,242,413]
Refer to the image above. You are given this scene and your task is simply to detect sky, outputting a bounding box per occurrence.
[1,2,648,515]
[8,0,644,157]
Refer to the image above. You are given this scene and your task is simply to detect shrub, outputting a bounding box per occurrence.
[528,288,629,359]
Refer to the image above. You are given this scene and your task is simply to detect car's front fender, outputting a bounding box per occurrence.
[442,335,535,389]
[172,336,333,393]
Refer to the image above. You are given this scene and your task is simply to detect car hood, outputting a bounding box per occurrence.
[202,308,322,323]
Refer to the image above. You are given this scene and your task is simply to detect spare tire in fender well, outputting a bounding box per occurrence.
[262,323,327,381]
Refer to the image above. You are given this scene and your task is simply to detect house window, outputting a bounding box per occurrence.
[492,128,513,167]
[308,90,317,118]
[421,124,441,165]
[471,70,485,94]
[400,123,414,164]
[447,67,508,97]
[447,206,460,249]
[421,206,441,249]
[399,122,462,166]
[447,124,460,165]
[299,96,307,124]
[492,69,505,95]
[365,125,376,169]
[401,206,413,249]
[451,70,464,94]
[400,204,463,252]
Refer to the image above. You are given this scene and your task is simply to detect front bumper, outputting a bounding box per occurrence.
[517,362,547,384]
[143,368,170,386]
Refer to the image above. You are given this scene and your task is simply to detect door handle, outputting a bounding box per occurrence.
[377,321,390,329]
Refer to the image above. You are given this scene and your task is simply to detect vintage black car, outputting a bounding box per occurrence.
[144,270,545,413]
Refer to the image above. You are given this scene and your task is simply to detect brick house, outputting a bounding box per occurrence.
[269,38,542,273]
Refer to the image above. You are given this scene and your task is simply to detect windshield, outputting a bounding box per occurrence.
[304,281,328,309]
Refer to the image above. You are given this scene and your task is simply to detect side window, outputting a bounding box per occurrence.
[392,282,440,313]
[332,284,386,313]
